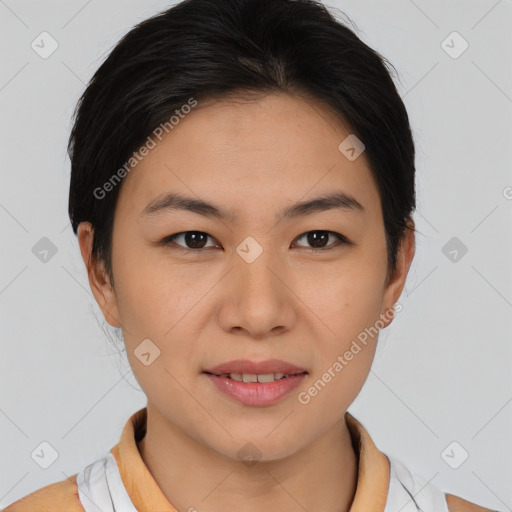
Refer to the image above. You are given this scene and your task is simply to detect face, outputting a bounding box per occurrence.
[79,92,414,461]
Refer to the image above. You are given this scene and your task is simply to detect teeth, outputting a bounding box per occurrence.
[257,373,275,383]
[228,373,289,382]
[212,372,303,382]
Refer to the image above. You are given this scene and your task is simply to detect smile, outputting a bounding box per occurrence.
[203,371,308,406]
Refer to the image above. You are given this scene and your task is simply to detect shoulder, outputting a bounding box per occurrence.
[445,493,496,512]
[2,473,84,512]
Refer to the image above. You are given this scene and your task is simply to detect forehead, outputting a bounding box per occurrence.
[116,92,381,224]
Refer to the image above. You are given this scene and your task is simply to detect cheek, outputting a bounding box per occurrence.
[303,256,385,391]
[299,275,382,416]
[113,244,183,326]
[306,257,386,335]
[113,254,210,369]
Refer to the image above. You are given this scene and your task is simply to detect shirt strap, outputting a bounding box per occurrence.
[76,452,138,512]
[384,455,450,512]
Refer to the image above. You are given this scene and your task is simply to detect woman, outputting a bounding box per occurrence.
[3,0,498,510]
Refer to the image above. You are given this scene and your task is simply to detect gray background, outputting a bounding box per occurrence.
[0,0,511,510]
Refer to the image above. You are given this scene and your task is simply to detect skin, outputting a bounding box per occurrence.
[78,92,416,512]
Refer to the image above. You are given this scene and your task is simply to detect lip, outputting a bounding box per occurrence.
[204,373,307,406]
[203,359,307,375]
[202,359,308,407]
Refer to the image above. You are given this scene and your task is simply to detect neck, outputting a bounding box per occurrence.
[137,403,359,512]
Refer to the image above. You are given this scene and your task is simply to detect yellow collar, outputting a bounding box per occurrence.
[110,407,390,512]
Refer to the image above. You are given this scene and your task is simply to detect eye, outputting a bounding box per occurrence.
[159,229,350,253]
[293,230,350,251]
[161,231,219,252]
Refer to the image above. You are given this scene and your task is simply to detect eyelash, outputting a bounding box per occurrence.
[159,230,351,254]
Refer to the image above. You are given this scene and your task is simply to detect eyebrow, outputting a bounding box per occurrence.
[141,191,364,222]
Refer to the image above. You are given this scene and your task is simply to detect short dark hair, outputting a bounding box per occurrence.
[67,0,416,286]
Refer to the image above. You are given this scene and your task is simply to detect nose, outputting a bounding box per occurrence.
[217,249,297,339]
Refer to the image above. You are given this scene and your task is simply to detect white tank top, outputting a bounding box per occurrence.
[76,451,450,512]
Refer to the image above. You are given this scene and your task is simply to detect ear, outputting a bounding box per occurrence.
[77,222,121,327]
[380,219,415,328]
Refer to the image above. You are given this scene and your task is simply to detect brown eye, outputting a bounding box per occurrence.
[294,230,348,250]
[160,229,349,253]
[162,231,217,251]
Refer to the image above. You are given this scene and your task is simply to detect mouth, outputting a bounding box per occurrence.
[202,359,309,406]
[203,358,308,377]
[202,371,308,383]
[203,371,308,407]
